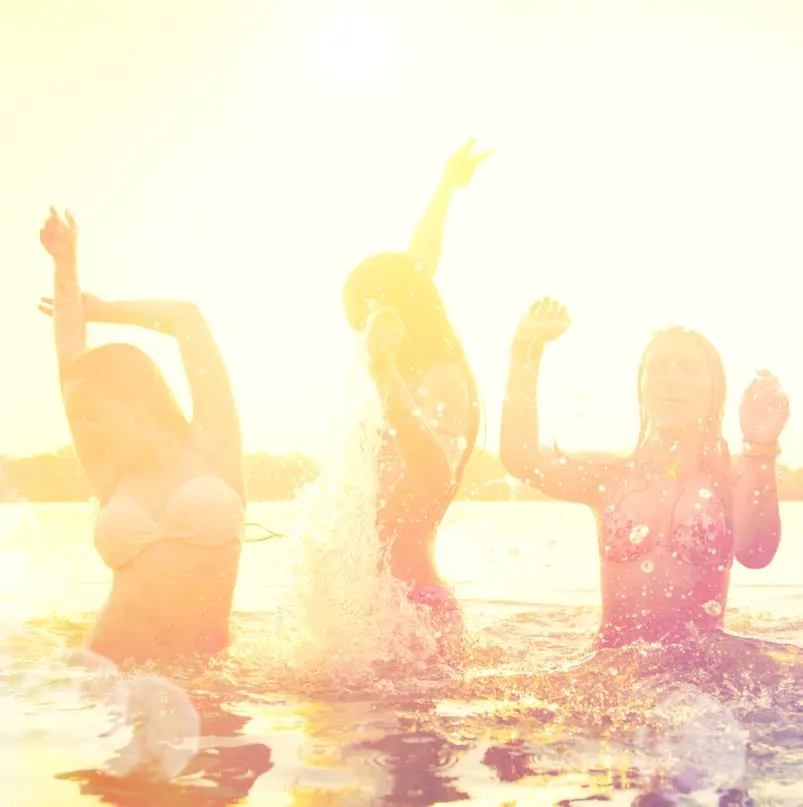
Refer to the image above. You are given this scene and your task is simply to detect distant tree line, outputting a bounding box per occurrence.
[1,446,803,503]
[0,447,319,503]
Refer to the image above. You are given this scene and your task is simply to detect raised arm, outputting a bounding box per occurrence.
[39,209,113,496]
[98,299,242,496]
[40,210,86,371]
[731,371,789,569]
[39,292,244,498]
[408,139,491,278]
[500,298,612,507]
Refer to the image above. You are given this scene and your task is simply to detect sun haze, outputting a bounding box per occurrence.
[1,0,803,464]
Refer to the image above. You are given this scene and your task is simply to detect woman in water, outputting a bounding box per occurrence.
[501,297,789,652]
[39,208,245,665]
[342,140,489,656]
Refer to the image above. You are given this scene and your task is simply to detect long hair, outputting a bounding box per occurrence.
[633,327,733,530]
[343,252,481,482]
[633,327,727,458]
[555,327,732,526]
[61,343,191,441]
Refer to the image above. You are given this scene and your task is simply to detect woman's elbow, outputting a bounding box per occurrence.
[734,532,781,570]
[500,445,535,484]
[177,300,202,323]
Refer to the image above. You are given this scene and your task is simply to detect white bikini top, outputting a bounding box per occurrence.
[94,476,245,569]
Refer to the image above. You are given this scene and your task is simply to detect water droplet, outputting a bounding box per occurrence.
[597,484,606,493]
[703,600,722,617]
[435,402,445,416]
[456,436,468,452]
[629,525,649,544]
[641,560,655,574]
[698,488,712,500]
[387,428,397,437]
[608,667,619,677]
[411,408,423,419]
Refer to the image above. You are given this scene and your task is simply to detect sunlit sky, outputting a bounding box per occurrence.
[2,0,803,464]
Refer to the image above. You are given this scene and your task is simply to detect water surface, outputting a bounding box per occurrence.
[2,501,803,806]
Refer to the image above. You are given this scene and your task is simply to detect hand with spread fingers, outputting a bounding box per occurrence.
[512,297,571,357]
[40,207,78,264]
[442,138,492,190]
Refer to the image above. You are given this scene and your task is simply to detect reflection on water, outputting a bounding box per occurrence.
[4,498,803,803]
[5,616,802,806]
[358,729,469,805]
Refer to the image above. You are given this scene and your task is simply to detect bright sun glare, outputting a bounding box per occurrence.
[309,12,397,94]
[3,2,803,464]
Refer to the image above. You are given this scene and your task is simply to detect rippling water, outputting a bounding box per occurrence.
[2,500,803,806]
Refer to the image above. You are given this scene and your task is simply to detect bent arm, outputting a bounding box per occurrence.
[102,300,244,497]
[374,363,470,498]
[732,452,782,569]
[501,344,610,506]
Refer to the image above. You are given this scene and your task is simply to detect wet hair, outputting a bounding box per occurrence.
[61,343,191,440]
[633,327,733,533]
[344,253,463,374]
[343,252,481,482]
[556,327,733,531]
[633,327,727,459]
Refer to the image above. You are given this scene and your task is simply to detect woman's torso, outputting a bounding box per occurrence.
[90,448,245,663]
[376,366,477,587]
[594,461,733,647]
[91,539,242,665]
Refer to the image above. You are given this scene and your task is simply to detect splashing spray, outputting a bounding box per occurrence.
[272,347,437,692]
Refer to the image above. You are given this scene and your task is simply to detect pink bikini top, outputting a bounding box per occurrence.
[94,476,245,569]
[600,496,733,569]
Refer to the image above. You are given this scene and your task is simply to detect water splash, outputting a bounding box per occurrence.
[107,675,200,780]
[1,644,201,783]
[632,683,747,793]
[265,348,440,692]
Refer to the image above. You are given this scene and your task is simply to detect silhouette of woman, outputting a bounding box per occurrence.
[39,208,245,665]
[501,298,789,651]
[342,141,489,658]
